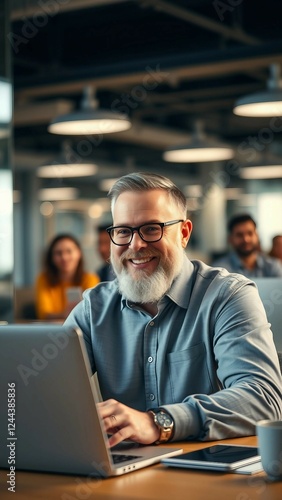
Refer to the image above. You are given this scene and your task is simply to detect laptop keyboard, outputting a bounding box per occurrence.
[112,453,142,464]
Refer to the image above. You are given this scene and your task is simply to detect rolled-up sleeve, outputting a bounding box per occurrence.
[162,281,282,441]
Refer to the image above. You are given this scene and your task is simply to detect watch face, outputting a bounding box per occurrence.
[157,412,172,428]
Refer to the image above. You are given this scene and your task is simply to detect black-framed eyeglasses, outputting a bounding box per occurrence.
[106,219,184,246]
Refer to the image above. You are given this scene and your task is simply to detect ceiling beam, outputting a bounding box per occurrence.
[106,121,190,148]
[135,82,263,106]
[10,0,128,21]
[134,99,238,119]
[144,0,260,45]
[14,44,282,100]
[14,100,74,126]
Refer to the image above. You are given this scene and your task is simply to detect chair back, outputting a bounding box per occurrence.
[252,278,282,352]
[14,286,37,320]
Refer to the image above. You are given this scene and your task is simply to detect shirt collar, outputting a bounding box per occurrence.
[230,251,262,270]
[165,256,194,309]
[255,254,265,269]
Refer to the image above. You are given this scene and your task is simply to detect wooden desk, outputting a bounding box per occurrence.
[1,436,281,500]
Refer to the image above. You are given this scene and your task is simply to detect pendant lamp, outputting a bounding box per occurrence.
[233,64,282,117]
[48,87,131,135]
[163,120,234,163]
[37,141,97,178]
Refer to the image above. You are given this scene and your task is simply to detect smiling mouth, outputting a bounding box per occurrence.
[130,257,155,265]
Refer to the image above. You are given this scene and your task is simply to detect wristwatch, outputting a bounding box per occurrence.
[149,409,174,444]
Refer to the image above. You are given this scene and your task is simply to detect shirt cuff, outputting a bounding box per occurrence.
[160,403,201,441]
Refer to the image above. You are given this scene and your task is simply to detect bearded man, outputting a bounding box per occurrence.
[65,173,282,447]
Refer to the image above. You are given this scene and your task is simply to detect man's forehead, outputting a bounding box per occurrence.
[114,190,169,209]
[113,190,177,221]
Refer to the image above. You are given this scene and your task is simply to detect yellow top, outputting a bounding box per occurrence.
[35,272,100,320]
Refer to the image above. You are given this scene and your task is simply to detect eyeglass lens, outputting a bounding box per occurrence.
[111,224,162,244]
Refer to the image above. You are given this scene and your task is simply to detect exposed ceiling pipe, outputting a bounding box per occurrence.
[142,0,260,46]
[10,0,128,21]
[14,47,282,100]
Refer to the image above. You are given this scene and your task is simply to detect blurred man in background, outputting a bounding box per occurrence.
[212,214,282,278]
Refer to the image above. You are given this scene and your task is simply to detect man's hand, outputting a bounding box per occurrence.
[97,399,160,447]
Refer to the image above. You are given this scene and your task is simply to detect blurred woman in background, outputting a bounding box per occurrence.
[35,233,99,320]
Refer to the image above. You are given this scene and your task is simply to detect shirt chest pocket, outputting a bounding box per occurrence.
[167,343,213,402]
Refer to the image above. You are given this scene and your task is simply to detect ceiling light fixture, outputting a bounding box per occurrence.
[163,121,234,163]
[37,141,98,178]
[88,203,104,219]
[233,64,282,117]
[238,194,257,206]
[38,187,79,201]
[48,87,131,135]
[38,163,97,178]
[224,188,243,200]
[99,178,120,192]
[0,78,12,124]
[0,125,9,139]
[239,151,282,179]
[240,165,282,179]
[184,185,203,197]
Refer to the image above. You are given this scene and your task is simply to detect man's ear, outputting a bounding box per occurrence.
[182,220,193,248]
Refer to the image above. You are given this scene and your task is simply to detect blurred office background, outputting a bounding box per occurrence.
[1,0,282,320]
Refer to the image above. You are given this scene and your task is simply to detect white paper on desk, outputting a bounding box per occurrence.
[233,461,263,475]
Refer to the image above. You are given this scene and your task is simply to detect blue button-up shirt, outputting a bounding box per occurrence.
[65,258,282,441]
[212,251,282,278]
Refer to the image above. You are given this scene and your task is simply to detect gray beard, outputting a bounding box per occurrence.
[112,252,184,304]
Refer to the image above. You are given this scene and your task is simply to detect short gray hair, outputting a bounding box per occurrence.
[108,172,187,216]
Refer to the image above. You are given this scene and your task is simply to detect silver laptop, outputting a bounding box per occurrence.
[252,278,282,351]
[0,325,182,476]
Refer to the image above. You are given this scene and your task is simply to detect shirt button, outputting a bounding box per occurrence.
[148,356,154,363]
[149,393,155,401]
[149,321,154,326]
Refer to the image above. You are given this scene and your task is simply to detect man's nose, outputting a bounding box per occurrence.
[128,231,148,250]
[243,234,251,242]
